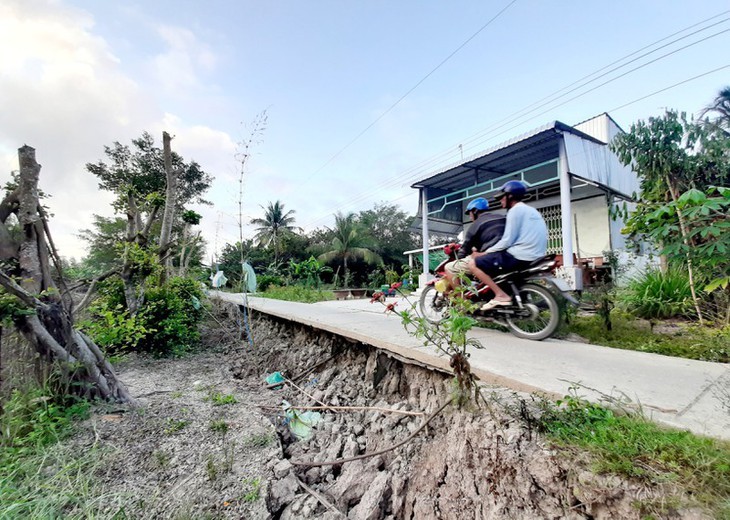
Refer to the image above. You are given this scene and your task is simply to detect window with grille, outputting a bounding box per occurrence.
[538,204,563,254]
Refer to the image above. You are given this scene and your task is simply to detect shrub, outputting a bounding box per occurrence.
[256,274,283,292]
[621,267,693,320]
[83,276,205,357]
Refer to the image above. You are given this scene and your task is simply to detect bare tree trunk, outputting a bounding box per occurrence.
[158,131,177,281]
[0,146,134,404]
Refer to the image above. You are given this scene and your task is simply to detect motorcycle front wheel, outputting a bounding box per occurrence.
[419,284,448,324]
[505,283,560,341]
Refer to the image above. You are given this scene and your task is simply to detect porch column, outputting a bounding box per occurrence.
[558,136,573,267]
[419,187,432,288]
[420,188,429,274]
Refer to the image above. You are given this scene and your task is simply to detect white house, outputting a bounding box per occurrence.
[410,113,641,290]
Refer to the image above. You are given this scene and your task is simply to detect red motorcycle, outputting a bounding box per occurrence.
[419,244,575,340]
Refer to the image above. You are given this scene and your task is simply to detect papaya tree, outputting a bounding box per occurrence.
[612,109,730,324]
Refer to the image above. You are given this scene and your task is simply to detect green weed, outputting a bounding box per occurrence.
[244,433,274,447]
[170,391,183,399]
[163,418,189,434]
[622,267,693,320]
[209,420,229,433]
[0,390,126,518]
[207,392,238,406]
[261,285,334,303]
[538,391,730,517]
[241,477,261,502]
[567,313,729,362]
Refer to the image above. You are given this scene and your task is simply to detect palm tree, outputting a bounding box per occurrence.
[700,86,730,130]
[250,200,298,263]
[318,212,382,285]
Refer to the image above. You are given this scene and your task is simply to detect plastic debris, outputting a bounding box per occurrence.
[265,371,285,389]
[210,270,228,288]
[282,401,321,441]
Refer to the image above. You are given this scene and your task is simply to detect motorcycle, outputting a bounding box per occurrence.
[418,244,577,341]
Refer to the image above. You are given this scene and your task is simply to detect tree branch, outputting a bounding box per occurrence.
[0,269,45,309]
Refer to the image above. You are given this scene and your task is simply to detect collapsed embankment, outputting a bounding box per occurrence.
[233,305,705,520]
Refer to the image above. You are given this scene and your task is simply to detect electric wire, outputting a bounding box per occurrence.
[293,0,519,189]
[300,61,730,230]
[298,9,730,225]
[298,24,730,228]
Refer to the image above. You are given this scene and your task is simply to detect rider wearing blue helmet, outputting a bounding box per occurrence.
[441,197,506,296]
[469,180,548,311]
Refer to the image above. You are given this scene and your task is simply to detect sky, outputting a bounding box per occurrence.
[1,0,729,261]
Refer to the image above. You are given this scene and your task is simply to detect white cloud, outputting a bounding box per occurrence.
[0,1,236,262]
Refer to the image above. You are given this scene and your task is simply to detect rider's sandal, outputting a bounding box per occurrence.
[480,298,511,311]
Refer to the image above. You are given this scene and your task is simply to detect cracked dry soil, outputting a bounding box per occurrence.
[68,300,706,519]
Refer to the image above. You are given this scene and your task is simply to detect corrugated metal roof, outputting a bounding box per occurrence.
[411,120,604,191]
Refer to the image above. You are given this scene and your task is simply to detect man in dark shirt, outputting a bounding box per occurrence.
[441,197,505,297]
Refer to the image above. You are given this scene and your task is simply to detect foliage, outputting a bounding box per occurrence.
[256,274,283,292]
[612,109,730,324]
[87,131,213,209]
[318,211,383,284]
[287,256,332,288]
[262,285,335,303]
[250,200,298,262]
[622,267,694,320]
[83,276,205,357]
[567,313,729,362]
[207,392,238,406]
[397,280,482,405]
[0,288,34,325]
[0,388,117,519]
[358,203,419,268]
[538,390,730,517]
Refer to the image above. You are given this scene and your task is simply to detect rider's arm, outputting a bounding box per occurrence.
[457,225,478,259]
[484,207,521,253]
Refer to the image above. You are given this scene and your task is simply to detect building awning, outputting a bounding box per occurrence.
[411,121,603,192]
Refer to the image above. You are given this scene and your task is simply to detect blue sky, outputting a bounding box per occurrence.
[1,0,728,259]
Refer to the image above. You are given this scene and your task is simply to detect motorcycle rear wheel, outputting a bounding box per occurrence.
[419,284,448,324]
[505,283,560,341]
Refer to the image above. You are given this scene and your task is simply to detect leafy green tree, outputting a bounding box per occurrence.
[358,202,419,270]
[85,132,211,313]
[250,200,298,263]
[77,215,127,275]
[318,212,382,285]
[612,109,730,324]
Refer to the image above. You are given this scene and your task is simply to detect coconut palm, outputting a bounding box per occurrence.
[700,86,730,130]
[318,212,382,285]
[250,200,298,263]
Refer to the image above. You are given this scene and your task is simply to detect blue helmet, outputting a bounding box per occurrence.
[465,197,489,214]
[496,180,527,200]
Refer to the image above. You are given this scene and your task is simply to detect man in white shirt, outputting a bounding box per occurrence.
[468,180,547,311]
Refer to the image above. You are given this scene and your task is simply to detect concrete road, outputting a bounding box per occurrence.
[213,291,730,440]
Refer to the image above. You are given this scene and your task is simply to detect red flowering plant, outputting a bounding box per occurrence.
[370,275,483,406]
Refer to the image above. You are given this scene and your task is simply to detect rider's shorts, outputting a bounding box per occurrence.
[473,250,530,277]
[444,258,471,276]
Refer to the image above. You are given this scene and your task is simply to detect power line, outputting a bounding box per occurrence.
[300,62,730,231]
[297,12,730,228]
[293,0,518,189]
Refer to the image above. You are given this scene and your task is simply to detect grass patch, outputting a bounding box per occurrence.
[163,418,189,434]
[567,313,729,362]
[261,285,335,303]
[243,432,274,448]
[241,477,261,502]
[539,392,730,517]
[207,392,238,406]
[0,389,126,518]
[209,420,229,433]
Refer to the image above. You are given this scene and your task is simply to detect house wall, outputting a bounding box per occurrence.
[572,196,610,259]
